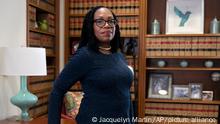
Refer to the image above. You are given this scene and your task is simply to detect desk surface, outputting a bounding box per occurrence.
[0,116,76,124]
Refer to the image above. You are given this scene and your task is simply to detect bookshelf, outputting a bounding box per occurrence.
[27,0,59,118]
[138,0,220,123]
[64,0,140,105]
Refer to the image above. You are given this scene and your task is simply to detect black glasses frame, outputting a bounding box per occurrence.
[93,19,117,28]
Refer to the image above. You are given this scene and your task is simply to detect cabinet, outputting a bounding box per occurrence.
[138,0,220,123]
[27,0,59,118]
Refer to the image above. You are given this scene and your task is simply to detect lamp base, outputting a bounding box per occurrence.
[10,76,38,121]
[14,115,33,121]
[6,115,33,122]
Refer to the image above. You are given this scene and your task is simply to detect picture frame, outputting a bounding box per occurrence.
[172,85,190,100]
[189,83,202,99]
[202,91,214,101]
[148,74,172,99]
[166,0,204,34]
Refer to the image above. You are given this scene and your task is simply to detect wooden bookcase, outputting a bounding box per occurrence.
[27,0,59,118]
[138,0,220,123]
[64,0,140,114]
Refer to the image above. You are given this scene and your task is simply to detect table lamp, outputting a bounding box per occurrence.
[0,47,47,121]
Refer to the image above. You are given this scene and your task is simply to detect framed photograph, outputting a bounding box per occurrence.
[202,91,213,101]
[148,74,172,99]
[189,83,202,99]
[172,85,190,100]
[166,0,204,34]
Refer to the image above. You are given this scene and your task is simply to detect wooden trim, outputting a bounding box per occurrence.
[29,2,55,14]
[146,98,220,105]
[55,0,60,76]
[146,34,220,37]
[147,67,220,71]
[146,56,220,59]
[64,0,70,64]
[138,0,146,121]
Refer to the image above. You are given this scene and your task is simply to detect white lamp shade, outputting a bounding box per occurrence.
[0,47,47,76]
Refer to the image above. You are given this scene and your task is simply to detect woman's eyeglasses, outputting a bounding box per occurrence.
[94,19,117,28]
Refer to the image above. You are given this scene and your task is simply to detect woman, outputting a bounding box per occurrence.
[48,6,134,124]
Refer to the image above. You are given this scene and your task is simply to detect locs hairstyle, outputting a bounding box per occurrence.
[78,6,122,53]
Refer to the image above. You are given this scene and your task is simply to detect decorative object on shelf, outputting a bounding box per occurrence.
[211,72,220,82]
[204,60,214,68]
[151,19,160,34]
[157,60,166,67]
[148,73,172,99]
[166,0,204,34]
[189,83,202,99]
[0,47,47,121]
[38,19,48,31]
[179,60,188,67]
[172,85,190,100]
[202,91,213,101]
[34,21,38,29]
[210,17,220,34]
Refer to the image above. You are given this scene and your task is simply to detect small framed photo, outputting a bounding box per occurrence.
[202,91,213,101]
[148,74,172,99]
[189,83,202,99]
[172,85,190,100]
[166,0,204,34]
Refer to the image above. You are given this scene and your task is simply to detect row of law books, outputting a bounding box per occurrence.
[29,80,52,94]
[145,102,219,118]
[46,48,55,56]
[29,88,51,113]
[28,6,37,30]
[29,32,55,48]
[29,100,48,117]
[69,0,139,15]
[30,0,55,5]
[119,17,139,36]
[29,0,55,13]
[145,37,220,57]
[29,6,37,21]
[29,67,55,83]
[29,31,55,56]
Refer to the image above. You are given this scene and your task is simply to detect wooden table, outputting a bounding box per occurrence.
[0,116,76,124]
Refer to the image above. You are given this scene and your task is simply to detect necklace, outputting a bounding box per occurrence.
[98,46,111,51]
[98,46,112,55]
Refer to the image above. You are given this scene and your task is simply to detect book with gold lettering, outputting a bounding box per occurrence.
[191,37,198,56]
[217,37,220,57]
[198,37,205,56]
[185,37,192,57]
[179,37,185,56]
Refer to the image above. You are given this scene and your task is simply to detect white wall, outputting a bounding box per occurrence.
[0,0,26,120]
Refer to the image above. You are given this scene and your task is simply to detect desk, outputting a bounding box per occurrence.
[0,116,76,124]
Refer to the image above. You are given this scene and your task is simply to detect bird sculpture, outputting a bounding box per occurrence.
[174,6,191,27]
